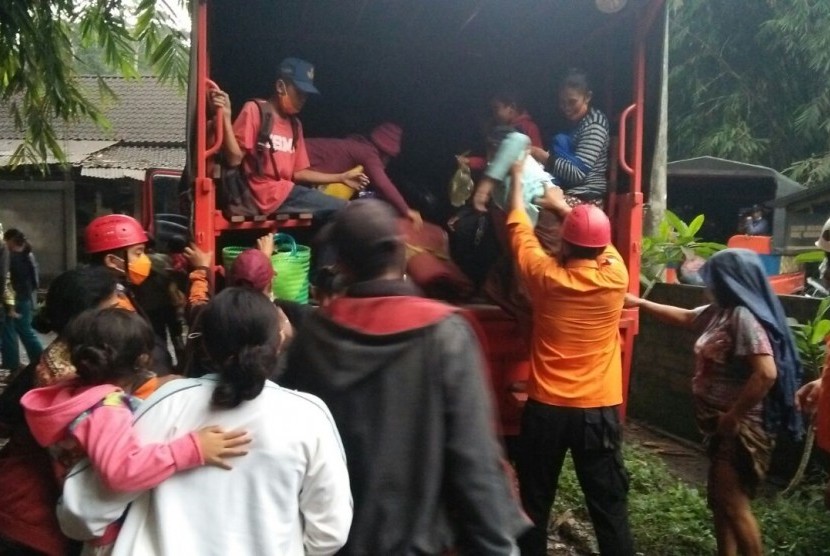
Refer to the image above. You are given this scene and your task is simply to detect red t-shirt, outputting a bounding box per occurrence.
[233,101,311,213]
[514,113,543,148]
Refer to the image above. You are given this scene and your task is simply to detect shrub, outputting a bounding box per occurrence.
[551,443,830,555]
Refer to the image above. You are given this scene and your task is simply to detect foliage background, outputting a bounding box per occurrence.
[669,0,830,186]
[0,0,188,167]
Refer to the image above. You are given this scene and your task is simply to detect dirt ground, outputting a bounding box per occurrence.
[544,420,709,555]
[625,420,708,486]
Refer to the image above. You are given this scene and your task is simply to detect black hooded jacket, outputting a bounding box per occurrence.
[281,279,528,555]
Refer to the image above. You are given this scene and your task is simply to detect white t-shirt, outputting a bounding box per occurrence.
[58,376,352,556]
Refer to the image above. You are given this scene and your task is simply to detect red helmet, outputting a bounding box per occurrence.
[85,214,148,254]
[562,204,611,248]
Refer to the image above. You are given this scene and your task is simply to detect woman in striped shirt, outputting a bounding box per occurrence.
[532,69,609,209]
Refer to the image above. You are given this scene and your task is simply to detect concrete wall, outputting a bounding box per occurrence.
[0,179,76,283]
[630,283,819,442]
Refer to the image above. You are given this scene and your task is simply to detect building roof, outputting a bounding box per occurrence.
[0,139,117,166]
[0,76,186,144]
[0,76,186,177]
[667,156,805,198]
[81,145,187,180]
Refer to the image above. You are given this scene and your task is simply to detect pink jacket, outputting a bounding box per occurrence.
[21,380,203,493]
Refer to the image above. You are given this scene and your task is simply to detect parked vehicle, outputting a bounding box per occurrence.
[143,0,669,434]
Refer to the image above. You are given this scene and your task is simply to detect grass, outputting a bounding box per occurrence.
[552,443,830,555]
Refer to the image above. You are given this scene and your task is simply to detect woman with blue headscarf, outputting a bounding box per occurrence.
[626,248,803,556]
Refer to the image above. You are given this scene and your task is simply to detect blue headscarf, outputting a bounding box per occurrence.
[700,248,803,439]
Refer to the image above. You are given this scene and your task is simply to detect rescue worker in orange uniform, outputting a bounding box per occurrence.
[84,214,172,373]
[505,160,634,555]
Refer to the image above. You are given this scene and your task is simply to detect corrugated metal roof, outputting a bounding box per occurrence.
[80,168,147,180]
[82,145,185,172]
[0,139,117,166]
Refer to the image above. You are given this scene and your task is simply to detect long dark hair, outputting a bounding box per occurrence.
[65,308,155,387]
[559,67,592,95]
[34,266,118,335]
[201,287,281,408]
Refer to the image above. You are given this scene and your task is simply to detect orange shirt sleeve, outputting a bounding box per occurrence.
[187,268,211,309]
[506,209,566,293]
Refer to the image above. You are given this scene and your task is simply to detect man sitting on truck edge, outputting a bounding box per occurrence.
[209,57,368,218]
[281,199,529,555]
[505,160,634,556]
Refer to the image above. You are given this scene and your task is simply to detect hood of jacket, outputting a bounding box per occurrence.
[21,381,122,446]
[284,279,456,391]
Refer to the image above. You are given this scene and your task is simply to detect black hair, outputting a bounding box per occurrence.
[201,287,281,409]
[563,241,604,261]
[65,308,155,386]
[4,228,30,254]
[559,68,592,95]
[311,266,346,296]
[342,240,405,283]
[34,267,118,335]
[491,89,526,112]
[485,125,519,149]
[3,228,25,246]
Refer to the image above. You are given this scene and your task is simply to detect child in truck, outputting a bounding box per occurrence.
[455,89,544,210]
[209,57,368,220]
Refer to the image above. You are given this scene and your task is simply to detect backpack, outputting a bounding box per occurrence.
[218,99,298,218]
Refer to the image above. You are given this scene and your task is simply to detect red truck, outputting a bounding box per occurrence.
[144,0,668,435]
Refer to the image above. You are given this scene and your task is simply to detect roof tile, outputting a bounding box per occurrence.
[0,76,186,143]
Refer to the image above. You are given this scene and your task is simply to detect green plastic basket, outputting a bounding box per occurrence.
[272,233,311,304]
[221,246,246,277]
[221,245,279,294]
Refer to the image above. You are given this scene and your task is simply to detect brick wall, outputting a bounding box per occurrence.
[630,283,819,445]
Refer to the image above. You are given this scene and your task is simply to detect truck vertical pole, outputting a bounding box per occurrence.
[193,0,218,260]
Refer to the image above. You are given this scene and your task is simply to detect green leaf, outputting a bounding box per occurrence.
[687,214,705,236]
[809,320,830,345]
[665,210,690,237]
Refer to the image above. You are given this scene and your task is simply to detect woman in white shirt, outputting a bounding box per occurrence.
[58,287,352,556]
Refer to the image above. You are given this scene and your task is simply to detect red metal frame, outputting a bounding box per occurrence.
[141,168,185,234]
[616,0,665,417]
[194,0,214,254]
[186,0,665,426]
[191,1,313,263]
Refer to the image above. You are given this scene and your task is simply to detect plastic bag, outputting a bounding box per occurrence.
[449,162,474,207]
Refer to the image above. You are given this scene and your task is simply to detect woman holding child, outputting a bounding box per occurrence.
[57,288,352,556]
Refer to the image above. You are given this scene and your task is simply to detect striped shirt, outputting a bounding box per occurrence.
[550,107,609,199]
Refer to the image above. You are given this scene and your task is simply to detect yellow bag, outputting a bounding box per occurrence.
[320,165,363,200]
[449,161,474,207]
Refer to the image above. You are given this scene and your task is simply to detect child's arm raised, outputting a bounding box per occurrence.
[72,400,250,493]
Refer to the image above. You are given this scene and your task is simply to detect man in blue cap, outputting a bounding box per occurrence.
[209,57,367,217]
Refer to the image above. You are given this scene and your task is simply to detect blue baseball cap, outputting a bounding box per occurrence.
[279,57,320,95]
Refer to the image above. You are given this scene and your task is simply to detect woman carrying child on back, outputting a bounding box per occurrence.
[58,288,352,556]
[21,308,249,553]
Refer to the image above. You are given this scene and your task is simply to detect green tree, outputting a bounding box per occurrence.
[0,0,189,168]
[669,0,830,186]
